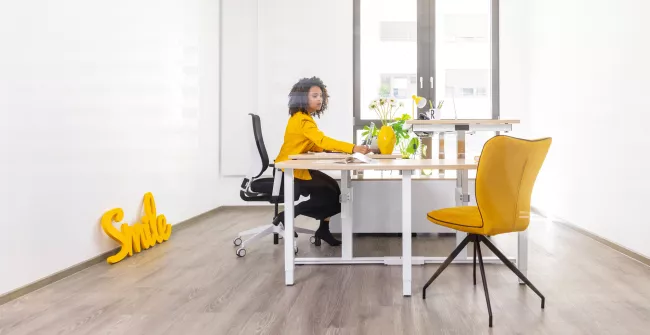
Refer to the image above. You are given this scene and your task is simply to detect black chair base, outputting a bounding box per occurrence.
[422,234,545,328]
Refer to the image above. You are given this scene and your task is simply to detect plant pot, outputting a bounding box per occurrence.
[377,125,396,154]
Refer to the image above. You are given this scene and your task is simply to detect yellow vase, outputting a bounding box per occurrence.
[377,125,396,154]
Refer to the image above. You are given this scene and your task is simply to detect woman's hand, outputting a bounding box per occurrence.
[353,145,371,154]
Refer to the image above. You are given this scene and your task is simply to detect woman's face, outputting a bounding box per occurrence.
[307,86,323,113]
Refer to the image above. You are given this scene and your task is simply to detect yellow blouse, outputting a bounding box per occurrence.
[275,112,355,180]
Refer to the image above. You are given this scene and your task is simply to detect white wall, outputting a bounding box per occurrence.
[220,0,353,181]
[524,0,650,257]
[0,0,220,296]
[499,0,531,138]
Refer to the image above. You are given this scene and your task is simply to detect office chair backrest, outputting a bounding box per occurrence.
[475,136,552,235]
[248,113,270,179]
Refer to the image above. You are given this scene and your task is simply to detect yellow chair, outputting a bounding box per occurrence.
[422,135,552,328]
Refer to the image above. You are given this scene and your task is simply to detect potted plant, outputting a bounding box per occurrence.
[389,113,431,161]
[368,97,404,154]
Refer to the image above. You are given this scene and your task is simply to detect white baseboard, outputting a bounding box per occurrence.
[530,206,650,267]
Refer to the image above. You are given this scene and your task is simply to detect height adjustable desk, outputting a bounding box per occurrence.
[275,157,527,297]
[405,118,528,284]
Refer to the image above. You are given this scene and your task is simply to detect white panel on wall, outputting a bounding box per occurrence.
[330,180,476,233]
[221,0,354,176]
[220,0,258,176]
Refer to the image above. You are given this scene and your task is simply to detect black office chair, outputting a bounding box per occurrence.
[234,113,316,257]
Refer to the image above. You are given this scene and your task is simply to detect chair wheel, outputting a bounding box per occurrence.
[309,236,316,244]
[233,237,242,246]
[236,248,246,257]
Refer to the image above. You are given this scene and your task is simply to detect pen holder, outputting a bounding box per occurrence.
[429,108,438,119]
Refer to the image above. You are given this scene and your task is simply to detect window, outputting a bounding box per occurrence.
[380,74,417,99]
[380,22,417,42]
[358,0,418,121]
[435,0,493,120]
[354,0,499,159]
[443,14,488,42]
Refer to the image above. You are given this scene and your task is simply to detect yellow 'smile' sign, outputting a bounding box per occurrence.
[101,192,172,264]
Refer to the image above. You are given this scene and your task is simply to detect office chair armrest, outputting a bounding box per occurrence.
[271,167,283,201]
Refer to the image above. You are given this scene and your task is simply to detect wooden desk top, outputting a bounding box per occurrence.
[275,158,477,171]
[406,119,520,125]
[289,153,401,160]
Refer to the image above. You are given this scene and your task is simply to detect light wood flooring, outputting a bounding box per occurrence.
[1,207,650,334]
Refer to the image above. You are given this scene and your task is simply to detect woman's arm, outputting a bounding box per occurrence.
[301,119,355,153]
[309,143,324,152]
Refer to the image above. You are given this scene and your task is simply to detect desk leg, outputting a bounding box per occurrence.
[341,170,353,260]
[455,168,469,260]
[438,133,445,175]
[402,170,412,296]
[517,230,528,284]
[284,169,295,286]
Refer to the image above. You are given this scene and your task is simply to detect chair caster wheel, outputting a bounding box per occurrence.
[309,236,316,244]
[236,248,246,257]
[233,237,242,246]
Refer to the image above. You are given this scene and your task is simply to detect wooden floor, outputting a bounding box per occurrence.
[2,207,650,335]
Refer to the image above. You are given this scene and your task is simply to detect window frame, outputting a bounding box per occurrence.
[352,0,500,141]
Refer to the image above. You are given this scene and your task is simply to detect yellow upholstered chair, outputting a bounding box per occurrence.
[422,135,552,328]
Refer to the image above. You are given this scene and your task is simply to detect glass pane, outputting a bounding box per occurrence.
[435,0,491,119]
[436,131,491,161]
[360,0,418,120]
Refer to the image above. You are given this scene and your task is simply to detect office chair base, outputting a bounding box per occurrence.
[234,222,316,257]
[236,246,298,257]
[422,234,545,328]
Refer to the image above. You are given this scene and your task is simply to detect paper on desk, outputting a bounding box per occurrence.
[334,153,378,164]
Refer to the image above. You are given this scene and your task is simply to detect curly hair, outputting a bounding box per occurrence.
[288,76,329,118]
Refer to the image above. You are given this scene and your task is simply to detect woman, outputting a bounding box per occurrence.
[274,76,371,246]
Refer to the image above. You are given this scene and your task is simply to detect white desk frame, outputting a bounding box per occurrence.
[276,159,527,297]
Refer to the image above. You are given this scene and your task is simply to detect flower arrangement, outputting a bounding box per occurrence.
[368,97,404,126]
[363,111,426,158]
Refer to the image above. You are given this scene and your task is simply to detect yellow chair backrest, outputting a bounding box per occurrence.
[476,136,552,235]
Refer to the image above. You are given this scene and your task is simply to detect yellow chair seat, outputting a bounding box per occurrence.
[427,206,485,235]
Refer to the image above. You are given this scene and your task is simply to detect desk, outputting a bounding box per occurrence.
[275,158,527,296]
[407,119,519,174]
[289,153,401,160]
